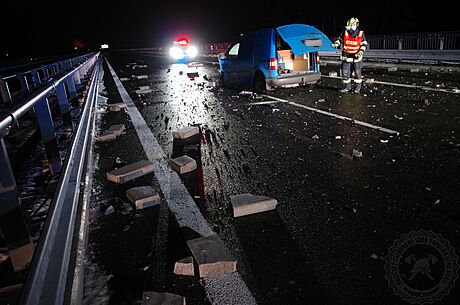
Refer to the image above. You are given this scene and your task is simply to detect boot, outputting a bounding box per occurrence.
[339,81,352,93]
[354,82,362,93]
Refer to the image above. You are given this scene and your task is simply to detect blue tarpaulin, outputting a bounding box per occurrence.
[276,24,335,55]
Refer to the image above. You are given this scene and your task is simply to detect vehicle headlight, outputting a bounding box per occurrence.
[170,47,184,59]
[186,46,198,58]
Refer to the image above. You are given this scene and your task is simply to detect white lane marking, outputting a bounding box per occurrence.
[322,75,460,94]
[105,59,258,305]
[247,100,281,106]
[262,94,399,135]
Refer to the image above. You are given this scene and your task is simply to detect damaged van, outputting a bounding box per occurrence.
[217,24,334,91]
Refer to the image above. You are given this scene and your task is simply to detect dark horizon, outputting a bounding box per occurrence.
[2,0,458,59]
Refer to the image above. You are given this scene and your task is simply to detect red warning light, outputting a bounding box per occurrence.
[175,37,189,45]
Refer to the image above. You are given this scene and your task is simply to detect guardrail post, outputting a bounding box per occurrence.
[19,74,30,95]
[56,83,72,130]
[0,138,34,271]
[32,70,41,88]
[398,38,403,50]
[66,76,77,99]
[41,67,49,82]
[33,97,62,174]
[73,69,81,89]
[0,78,12,105]
[51,64,57,76]
[439,36,444,50]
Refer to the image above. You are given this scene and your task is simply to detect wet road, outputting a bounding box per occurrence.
[87,51,460,305]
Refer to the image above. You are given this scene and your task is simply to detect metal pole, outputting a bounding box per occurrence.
[32,70,41,88]
[33,97,62,174]
[0,78,12,105]
[19,74,30,95]
[73,70,81,89]
[66,77,77,100]
[42,67,49,82]
[56,83,72,130]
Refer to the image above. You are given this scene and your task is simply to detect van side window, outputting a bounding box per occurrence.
[227,43,240,56]
[275,33,290,51]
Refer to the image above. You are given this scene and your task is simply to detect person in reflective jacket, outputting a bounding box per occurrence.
[332,17,368,93]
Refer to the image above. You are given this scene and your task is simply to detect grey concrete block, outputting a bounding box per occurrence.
[96,125,125,142]
[172,126,199,139]
[328,71,338,77]
[96,132,117,142]
[388,67,398,72]
[106,124,125,136]
[109,103,127,111]
[352,149,363,158]
[141,291,185,305]
[170,155,197,174]
[186,235,236,278]
[174,256,195,276]
[126,186,160,210]
[136,89,153,95]
[410,68,420,73]
[106,160,155,184]
[104,205,115,216]
[230,193,278,217]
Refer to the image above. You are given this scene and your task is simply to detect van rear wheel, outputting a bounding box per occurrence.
[253,73,266,93]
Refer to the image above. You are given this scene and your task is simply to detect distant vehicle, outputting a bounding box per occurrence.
[217,24,334,91]
[169,37,199,60]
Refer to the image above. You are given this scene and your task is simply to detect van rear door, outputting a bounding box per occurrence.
[276,24,334,56]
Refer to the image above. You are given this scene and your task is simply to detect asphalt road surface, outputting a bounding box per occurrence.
[84,51,460,305]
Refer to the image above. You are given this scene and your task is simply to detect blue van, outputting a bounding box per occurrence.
[217,24,334,91]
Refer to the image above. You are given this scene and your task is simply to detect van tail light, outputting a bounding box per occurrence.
[270,57,277,70]
[316,53,321,64]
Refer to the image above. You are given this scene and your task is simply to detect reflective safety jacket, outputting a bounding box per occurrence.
[343,30,364,54]
[334,29,368,62]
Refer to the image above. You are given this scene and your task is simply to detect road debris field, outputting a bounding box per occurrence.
[83,51,460,305]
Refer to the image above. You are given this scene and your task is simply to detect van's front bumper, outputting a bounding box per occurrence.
[266,72,321,88]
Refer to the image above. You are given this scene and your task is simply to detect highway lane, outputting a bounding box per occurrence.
[87,51,460,305]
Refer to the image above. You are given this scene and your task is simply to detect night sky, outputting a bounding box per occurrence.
[2,0,458,58]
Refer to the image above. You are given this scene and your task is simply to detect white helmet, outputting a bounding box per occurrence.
[345,17,359,30]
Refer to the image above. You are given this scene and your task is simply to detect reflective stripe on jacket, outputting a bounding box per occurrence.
[343,30,364,54]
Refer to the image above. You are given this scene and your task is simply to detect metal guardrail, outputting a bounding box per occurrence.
[0,52,99,305]
[0,54,94,105]
[365,31,460,50]
[123,32,460,63]
[0,56,95,137]
[319,49,460,63]
[17,55,100,305]
[0,53,91,74]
